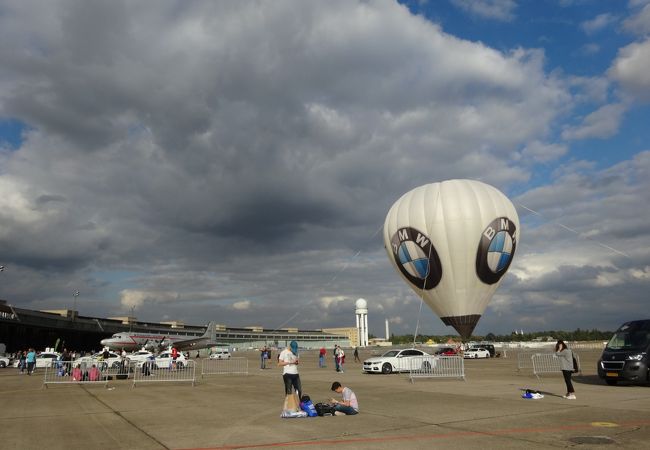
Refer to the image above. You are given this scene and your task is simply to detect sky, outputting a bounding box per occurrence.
[0,0,649,338]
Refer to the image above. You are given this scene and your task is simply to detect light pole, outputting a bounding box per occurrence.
[73,290,80,320]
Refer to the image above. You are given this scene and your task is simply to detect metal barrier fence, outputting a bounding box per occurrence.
[132,360,196,387]
[201,357,249,377]
[531,353,582,380]
[516,352,538,371]
[43,360,118,387]
[408,356,465,382]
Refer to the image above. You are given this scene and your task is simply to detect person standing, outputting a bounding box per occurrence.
[18,350,26,374]
[261,346,268,369]
[555,340,576,399]
[334,345,341,372]
[318,347,326,368]
[330,381,359,415]
[171,347,179,370]
[353,347,360,363]
[278,341,301,399]
[26,348,36,375]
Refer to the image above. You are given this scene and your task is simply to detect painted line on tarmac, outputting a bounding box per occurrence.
[82,385,171,450]
[177,419,650,450]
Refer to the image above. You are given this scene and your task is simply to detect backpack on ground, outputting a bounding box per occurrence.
[315,402,336,416]
[300,395,318,417]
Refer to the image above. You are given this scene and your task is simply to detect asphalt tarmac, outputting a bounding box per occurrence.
[1,348,649,449]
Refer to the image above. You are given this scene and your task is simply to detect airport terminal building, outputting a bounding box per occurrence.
[0,300,351,353]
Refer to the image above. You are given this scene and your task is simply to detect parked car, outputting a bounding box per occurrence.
[363,348,436,374]
[14,351,61,368]
[209,350,231,360]
[598,319,650,385]
[464,348,491,359]
[125,350,155,367]
[155,350,188,369]
[73,351,122,369]
[434,347,458,356]
[0,356,11,368]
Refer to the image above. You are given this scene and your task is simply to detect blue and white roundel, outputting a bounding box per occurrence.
[398,241,429,279]
[390,227,442,290]
[486,230,514,273]
[476,216,517,285]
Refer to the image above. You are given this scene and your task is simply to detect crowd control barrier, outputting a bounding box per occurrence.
[132,360,196,387]
[201,357,249,377]
[408,356,465,382]
[43,361,113,388]
[531,353,582,380]
[516,352,538,371]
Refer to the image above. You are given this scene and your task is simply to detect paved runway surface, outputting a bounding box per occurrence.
[1,348,649,449]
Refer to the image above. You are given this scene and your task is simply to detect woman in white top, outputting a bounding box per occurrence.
[278,340,301,399]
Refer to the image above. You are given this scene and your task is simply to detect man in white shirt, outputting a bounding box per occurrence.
[330,381,359,415]
[278,341,301,399]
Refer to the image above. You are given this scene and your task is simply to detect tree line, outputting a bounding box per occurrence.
[378,328,615,345]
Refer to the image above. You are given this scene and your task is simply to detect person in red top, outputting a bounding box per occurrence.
[319,347,326,368]
[171,347,179,370]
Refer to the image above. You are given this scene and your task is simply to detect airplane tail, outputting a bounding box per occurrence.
[203,321,216,342]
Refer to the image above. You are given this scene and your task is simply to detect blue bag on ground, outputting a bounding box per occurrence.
[300,395,318,417]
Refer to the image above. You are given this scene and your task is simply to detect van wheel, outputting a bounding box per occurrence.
[381,363,393,374]
[605,379,617,386]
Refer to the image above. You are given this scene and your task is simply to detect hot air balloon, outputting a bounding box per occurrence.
[383,179,519,339]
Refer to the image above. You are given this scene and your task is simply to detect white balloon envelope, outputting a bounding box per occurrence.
[383,179,520,339]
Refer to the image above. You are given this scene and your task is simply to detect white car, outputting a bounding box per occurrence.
[209,350,231,360]
[73,351,122,369]
[125,350,155,367]
[464,348,491,359]
[155,350,187,369]
[0,356,11,368]
[363,348,436,374]
[14,351,62,369]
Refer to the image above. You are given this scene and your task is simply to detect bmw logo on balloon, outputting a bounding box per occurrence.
[475,217,517,285]
[389,227,442,290]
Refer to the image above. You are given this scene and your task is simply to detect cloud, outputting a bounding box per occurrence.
[520,141,568,163]
[232,300,251,311]
[581,13,617,35]
[450,0,517,21]
[561,103,627,140]
[120,289,180,310]
[622,3,650,36]
[0,1,646,337]
[608,38,650,102]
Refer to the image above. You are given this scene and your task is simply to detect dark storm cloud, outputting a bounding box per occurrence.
[0,1,646,335]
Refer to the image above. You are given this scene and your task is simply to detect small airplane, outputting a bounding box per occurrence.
[100,321,218,352]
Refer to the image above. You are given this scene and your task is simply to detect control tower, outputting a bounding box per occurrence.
[355,298,369,347]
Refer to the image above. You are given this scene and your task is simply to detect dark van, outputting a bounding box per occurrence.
[598,319,650,385]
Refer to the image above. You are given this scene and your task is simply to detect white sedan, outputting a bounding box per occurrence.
[155,350,188,369]
[209,350,231,359]
[464,348,491,359]
[14,351,61,368]
[73,351,122,369]
[0,356,11,368]
[363,349,436,374]
[125,350,155,367]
